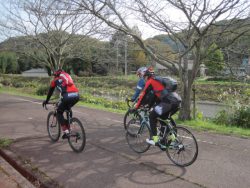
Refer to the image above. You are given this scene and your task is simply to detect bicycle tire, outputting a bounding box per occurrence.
[165,126,198,167]
[126,120,151,153]
[123,110,140,131]
[47,111,61,142]
[68,117,86,153]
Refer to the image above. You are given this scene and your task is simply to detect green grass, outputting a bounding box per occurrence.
[177,119,250,138]
[0,138,13,148]
[0,87,45,100]
[77,100,125,114]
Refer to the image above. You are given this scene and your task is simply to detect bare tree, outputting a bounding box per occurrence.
[66,0,250,120]
[0,0,103,72]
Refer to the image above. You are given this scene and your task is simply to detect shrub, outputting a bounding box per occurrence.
[231,106,250,128]
[244,88,250,97]
[213,110,230,125]
[1,78,12,86]
[12,82,24,88]
[36,85,49,96]
[214,107,250,128]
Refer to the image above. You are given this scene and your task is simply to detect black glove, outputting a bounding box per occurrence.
[42,100,48,108]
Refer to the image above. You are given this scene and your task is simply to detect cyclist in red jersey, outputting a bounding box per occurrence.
[42,69,79,139]
[135,67,181,146]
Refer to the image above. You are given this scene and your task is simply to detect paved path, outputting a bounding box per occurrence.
[1,93,250,188]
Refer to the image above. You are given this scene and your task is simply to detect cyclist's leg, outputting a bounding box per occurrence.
[58,93,79,138]
[149,110,158,136]
[147,102,171,145]
[62,93,79,128]
[63,92,79,110]
[147,110,159,145]
[57,100,69,138]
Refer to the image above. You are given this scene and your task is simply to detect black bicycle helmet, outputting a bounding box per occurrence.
[144,66,155,77]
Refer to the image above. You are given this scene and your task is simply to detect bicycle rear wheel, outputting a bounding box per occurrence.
[166,126,198,167]
[126,120,151,153]
[47,111,61,142]
[68,117,86,153]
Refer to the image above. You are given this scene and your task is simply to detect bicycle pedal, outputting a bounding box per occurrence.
[62,133,70,139]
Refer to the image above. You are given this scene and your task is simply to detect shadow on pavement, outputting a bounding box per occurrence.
[9,123,187,188]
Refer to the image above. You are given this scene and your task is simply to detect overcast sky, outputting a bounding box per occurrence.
[0,0,169,42]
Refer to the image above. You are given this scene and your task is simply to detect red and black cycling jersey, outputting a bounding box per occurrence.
[136,77,164,109]
[50,71,78,93]
[45,71,79,103]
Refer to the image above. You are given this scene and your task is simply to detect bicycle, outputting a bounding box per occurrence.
[126,107,198,167]
[44,101,86,153]
[124,98,141,131]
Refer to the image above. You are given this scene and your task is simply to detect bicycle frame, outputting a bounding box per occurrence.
[156,117,177,146]
[46,101,73,129]
[137,107,177,142]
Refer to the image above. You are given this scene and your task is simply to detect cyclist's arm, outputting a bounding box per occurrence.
[45,80,56,102]
[131,79,145,101]
[135,79,152,109]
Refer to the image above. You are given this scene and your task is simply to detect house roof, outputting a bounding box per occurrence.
[22,68,47,73]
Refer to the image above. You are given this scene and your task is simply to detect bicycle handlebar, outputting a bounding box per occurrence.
[43,101,58,110]
[125,97,132,108]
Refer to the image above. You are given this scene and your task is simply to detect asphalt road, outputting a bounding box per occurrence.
[1,93,250,188]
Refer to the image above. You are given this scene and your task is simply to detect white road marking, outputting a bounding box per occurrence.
[14,98,41,105]
[14,97,89,115]
[104,117,122,123]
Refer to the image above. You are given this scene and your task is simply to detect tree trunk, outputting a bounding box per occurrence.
[178,55,192,120]
[179,82,192,120]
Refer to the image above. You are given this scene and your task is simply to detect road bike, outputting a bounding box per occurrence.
[44,101,86,153]
[126,107,198,167]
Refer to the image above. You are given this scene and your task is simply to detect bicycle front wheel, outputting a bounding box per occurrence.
[47,111,61,142]
[123,110,140,131]
[68,117,86,153]
[126,120,151,153]
[166,126,198,167]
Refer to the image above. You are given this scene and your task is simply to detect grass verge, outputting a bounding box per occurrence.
[177,119,250,138]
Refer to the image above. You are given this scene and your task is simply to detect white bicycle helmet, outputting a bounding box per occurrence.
[136,67,147,77]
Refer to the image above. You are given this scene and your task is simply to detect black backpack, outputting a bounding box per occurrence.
[154,76,178,92]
